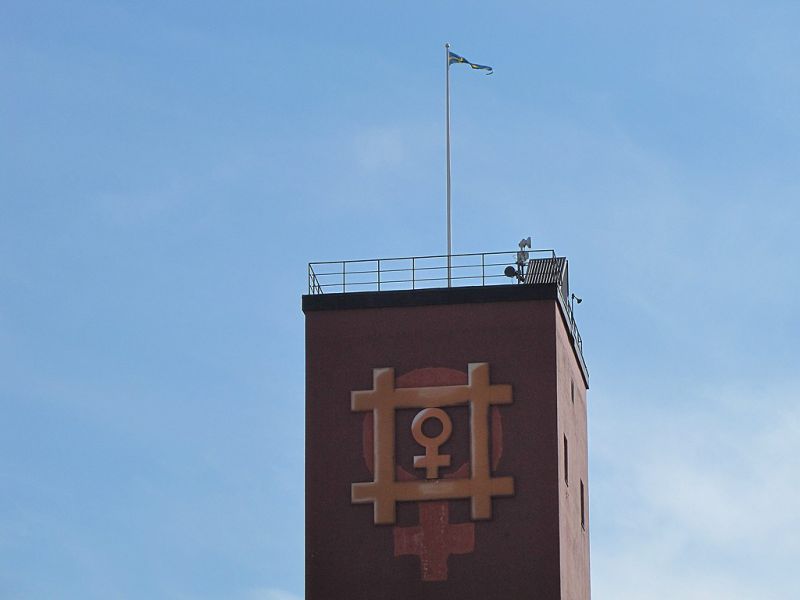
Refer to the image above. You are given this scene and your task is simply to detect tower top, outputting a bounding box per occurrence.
[305,248,587,384]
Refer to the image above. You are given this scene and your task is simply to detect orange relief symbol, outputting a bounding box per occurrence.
[351,363,514,581]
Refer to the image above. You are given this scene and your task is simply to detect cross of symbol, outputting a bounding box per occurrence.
[393,501,475,581]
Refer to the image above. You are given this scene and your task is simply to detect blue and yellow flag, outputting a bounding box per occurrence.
[448,51,493,75]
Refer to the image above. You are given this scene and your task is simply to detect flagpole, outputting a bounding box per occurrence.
[445,42,452,287]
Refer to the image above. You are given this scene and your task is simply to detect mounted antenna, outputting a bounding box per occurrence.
[505,236,533,283]
[516,236,532,279]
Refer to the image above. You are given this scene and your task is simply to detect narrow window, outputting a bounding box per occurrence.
[571,380,575,404]
[580,479,586,530]
[563,435,569,485]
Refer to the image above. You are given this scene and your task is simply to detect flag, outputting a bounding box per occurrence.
[448,51,493,75]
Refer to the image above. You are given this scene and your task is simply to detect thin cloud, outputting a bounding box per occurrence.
[592,380,800,599]
[353,126,409,171]
[246,588,304,600]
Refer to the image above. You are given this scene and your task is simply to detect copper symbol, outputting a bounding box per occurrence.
[412,408,452,479]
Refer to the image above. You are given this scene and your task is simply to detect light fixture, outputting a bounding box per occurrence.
[570,293,582,315]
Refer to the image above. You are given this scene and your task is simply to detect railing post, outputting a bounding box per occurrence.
[412,257,416,290]
[377,259,381,292]
[342,261,346,293]
[481,253,485,286]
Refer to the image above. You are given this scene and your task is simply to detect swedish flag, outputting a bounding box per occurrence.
[448,51,493,75]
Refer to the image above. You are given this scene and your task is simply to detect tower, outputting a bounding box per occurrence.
[303,249,590,599]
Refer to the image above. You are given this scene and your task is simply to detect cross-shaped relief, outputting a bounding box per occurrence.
[351,362,514,525]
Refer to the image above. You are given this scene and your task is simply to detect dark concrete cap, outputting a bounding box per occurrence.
[302,282,559,312]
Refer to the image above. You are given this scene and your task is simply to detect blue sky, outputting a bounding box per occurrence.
[2,1,799,598]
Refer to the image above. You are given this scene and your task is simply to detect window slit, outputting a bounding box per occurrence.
[580,479,585,530]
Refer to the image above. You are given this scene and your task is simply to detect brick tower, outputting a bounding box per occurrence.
[303,249,590,599]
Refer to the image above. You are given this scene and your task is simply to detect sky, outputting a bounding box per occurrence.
[2,1,799,598]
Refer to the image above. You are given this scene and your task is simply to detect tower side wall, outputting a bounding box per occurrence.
[555,305,591,599]
[305,297,562,600]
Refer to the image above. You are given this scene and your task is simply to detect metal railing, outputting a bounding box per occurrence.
[564,298,583,359]
[308,250,556,295]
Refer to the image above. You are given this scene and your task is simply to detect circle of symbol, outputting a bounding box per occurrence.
[411,407,453,448]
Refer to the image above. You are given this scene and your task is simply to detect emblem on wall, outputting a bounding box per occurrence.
[351,362,514,581]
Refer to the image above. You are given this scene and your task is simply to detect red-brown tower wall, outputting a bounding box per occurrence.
[556,304,591,599]
[304,290,587,599]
